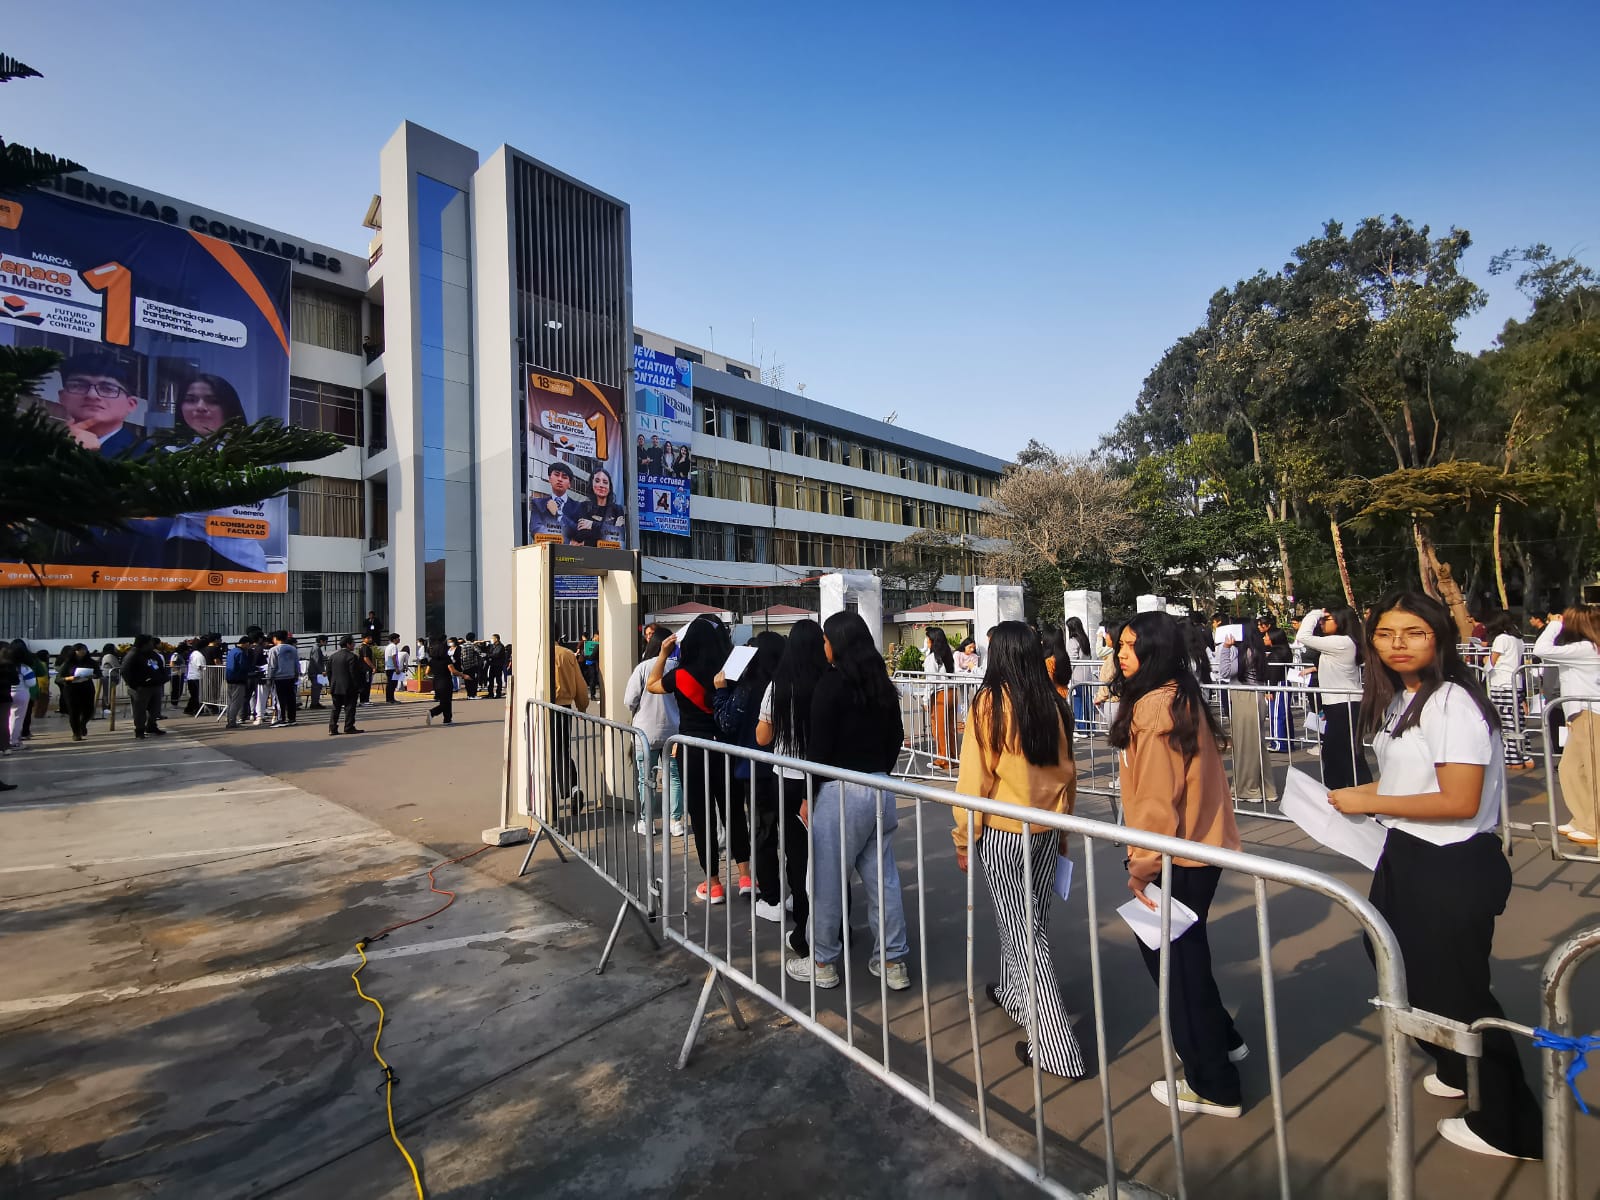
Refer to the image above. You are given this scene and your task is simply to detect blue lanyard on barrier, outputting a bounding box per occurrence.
[1531,1028,1600,1115]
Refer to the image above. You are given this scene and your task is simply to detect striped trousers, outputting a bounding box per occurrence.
[1489,685,1528,767]
[979,827,1086,1078]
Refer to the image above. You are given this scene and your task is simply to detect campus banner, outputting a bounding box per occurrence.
[0,188,292,592]
[632,345,692,537]
[526,368,627,549]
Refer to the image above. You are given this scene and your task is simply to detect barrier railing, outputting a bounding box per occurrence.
[1522,685,1600,866]
[518,699,663,972]
[892,670,981,782]
[658,730,1446,1199]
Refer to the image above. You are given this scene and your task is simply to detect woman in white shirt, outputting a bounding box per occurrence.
[1329,592,1541,1162]
[922,627,958,767]
[1295,607,1372,789]
[1532,606,1600,845]
[1482,612,1530,770]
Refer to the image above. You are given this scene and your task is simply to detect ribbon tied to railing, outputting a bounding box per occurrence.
[1531,1028,1600,1115]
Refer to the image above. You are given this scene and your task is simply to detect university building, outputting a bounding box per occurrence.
[1,123,1004,647]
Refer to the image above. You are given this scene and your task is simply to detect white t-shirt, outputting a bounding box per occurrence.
[1486,633,1522,689]
[1372,682,1502,847]
[758,682,807,780]
[384,644,400,673]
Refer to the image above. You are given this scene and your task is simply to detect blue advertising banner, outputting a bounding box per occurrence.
[0,187,293,592]
[633,345,692,537]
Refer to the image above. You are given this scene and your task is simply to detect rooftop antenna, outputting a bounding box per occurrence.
[883,410,898,424]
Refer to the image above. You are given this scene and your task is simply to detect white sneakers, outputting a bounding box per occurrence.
[1424,1073,1466,1099]
[784,955,839,989]
[868,957,912,991]
[754,899,784,924]
[1436,1117,1539,1160]
[1558,823,1597,845]
[669,819,685,837]
[1148,1078,1242,1119]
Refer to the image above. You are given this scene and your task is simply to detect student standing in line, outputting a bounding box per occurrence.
[624,625,684,838]
[922,626,958,767]
[1483,612,1531,770]
[1064,617,1094,730]
[785,611,911,992]
[223,635,256,729]
[306,635,330,709]
[1228,617,1277,802]
[1294,607,1372,789]
[383,634,402,704]
[1532,605,1600,845]
[756,618,828,944]
[648,616,749,903]
[168,642,189,708]
[58,644,100,741]
[719,631,786,912]
[120,634,169,738]
[952,621,1088,1078]
[1264,627,1296,753]
[1330,592,1543,1160]
[1042,625,1074,702]
[184,639,207,715]
[1110,611,1247,1119]
[267,631,299,726]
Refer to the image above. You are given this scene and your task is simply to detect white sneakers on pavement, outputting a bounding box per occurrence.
[1148,1078,1242,1119]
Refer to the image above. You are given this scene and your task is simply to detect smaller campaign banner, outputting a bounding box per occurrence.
[633,346,693,537]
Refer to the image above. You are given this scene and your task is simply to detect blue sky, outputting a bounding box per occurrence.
[6,1,1597,459]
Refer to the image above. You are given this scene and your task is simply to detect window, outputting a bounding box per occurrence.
[673,347,704,365]
[765,420,784,452]
[291,378,363,444]
[633,332,644,346]
[725,364,749,379]
[701,398,718,437]
[791,426,805,456]
[367,391,387,456]
[288,476,364,538]
[734,412,752,444]
[369,478,388,550]
[291,287,362,354]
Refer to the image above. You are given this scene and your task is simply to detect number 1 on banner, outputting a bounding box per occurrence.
[585,412,609,461]
[82,262,132,346]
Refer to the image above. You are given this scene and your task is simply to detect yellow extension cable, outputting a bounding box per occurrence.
[351,939,426,1200]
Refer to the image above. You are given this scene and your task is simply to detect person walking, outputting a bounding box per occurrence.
[784,611,911,992]
[1533,606,1600,845]
[357,635,378,706]
[183,639,206,715]
[307,635,329,709]
[952,621,1088,1078]
[458,635,483,700]
[647,616,748,903]
[425,637,462,726]
[1110,611,1247,1119]
[97,643,119,718]
[1294,606,1372,789]
[383,634,402,704]
[326,636,364,735]
[267,632,299,726]
[582,631,601,700]
[756,618,828,943]
[121,635,169,738]
[485,634,508,698]
[1483,612,1531,770]
[623,626,683,837]
[58,644,100,741]
[1330,591,1543,1160]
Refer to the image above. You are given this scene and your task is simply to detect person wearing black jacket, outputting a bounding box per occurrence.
[785,611,911,992]
[326,637,365,735]
[484,634,508,698]
[120,635,170,738]
[307,636,329,709]
[57,644,100,741]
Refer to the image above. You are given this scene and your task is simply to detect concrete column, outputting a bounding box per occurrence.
[973,584,1024,654]
[1063,589,1103,640]
[819,572,883,649]
[1136,594,1167,613]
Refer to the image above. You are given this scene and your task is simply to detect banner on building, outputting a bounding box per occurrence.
[633,346,692,537]
[0,188,293,592]
[526,368,627,549]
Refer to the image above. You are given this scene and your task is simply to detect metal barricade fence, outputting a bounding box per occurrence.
[517,699,663,972]
[198,664,227,716]
[893,671,982,782]
[1525,679,1600,866]
[660,731,1444,1200]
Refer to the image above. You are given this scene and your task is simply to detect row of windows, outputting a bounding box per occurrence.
[693,391,995,497]
[288,476,365,539]
[687,461,978,535]
[290,377,364,446]
[641,585,965,623]
[292,287,363,355]
[642,522,894,571]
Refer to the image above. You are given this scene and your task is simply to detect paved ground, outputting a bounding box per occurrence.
[2,690,1597,1199]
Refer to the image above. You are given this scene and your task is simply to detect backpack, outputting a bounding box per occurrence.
[225,647,251,685]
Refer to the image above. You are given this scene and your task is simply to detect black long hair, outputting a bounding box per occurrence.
[1324,606,1366,667]
[821,611,897,711]
[1043,625,1072,689]
[1108,611,1222,757]
[678,614,732,689]
[642,626,671,661]
[1483,611,1520,642]
[1182,613,1213,683]
[1240,619,1270,682]
[924,626,955,672]
[736,630,786,707]
[772,619,828,752]
[1359,591,1498,739]
[978,621,1073,767]
[1065,616,1092,659]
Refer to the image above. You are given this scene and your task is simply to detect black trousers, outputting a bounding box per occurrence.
[273,677,298,723]
[1136,865,1243,1106]
[328,692,358,733]
[169,672,185,705]
[682,745,750,878]
[757,774,814,955]
[64,681,95,737]
[463,670,479,698]
[1367,828,1543,1158]
[486,665,505,698]
[428,687,453,725]
[129,684,162,733]
[184,679,200,714]
[1320,701,1373,790]
[384,673,398,703]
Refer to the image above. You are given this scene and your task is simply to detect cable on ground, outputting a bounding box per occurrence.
[350,844,497,1199]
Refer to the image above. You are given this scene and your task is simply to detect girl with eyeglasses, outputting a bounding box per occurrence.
[1329,592,1541,1161]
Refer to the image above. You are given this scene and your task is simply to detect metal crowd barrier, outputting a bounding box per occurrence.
[892,670,981,782]
[657,730,1446,1200]
[1522,683,1600,866]
[197,664,228,716]
[517,698,663,972]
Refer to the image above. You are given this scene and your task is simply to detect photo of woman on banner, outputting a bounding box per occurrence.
[162,372,269,573]
[564,466,625,546]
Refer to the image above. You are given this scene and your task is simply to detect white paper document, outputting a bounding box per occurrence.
[72,667,95,680]
[720,645,757,682]
[1053,854,1073,902]
[1280,768,1388,871]
[1117,884,1198,951]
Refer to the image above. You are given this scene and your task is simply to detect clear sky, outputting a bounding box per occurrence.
[6,1,1597,459]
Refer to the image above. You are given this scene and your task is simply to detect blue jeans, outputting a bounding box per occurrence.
[809,778,909,967]
[636,744,683,823]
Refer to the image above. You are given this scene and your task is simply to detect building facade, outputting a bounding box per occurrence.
[2,123,1005,647]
